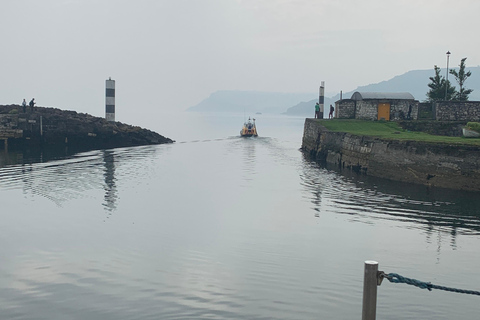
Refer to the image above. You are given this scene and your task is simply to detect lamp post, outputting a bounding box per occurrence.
[445,51,451,100]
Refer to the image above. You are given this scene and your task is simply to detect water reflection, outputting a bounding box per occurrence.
[0,146,159,213]
[240,137,256,182]
[0,149,23,167]
[300,154,480,247]
[102,150,117,212]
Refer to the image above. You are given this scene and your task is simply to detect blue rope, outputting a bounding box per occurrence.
[385,273,480,296]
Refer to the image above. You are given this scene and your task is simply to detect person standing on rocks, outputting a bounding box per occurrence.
[22,99,27,113]
[315,102,320,119]
[29,98,35,112]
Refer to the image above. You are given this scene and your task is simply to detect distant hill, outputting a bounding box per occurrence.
[187,90,316,114]
[187,67,480,116]
[285,67,480,116]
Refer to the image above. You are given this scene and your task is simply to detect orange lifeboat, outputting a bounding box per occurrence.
[240,117,258,137]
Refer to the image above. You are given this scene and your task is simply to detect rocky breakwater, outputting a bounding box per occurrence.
[0,104,173,151]
[301,118,480,192]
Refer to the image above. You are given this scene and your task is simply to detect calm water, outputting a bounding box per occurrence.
[1,112,480,319]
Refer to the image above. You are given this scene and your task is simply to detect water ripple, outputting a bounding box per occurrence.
[299,156,480,237]
[0,145,162,210]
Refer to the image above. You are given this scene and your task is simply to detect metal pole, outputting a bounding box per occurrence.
[445,51,450,100]
[362,261,379,320]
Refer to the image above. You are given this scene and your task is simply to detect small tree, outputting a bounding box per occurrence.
[450,57,473,101]
[426,65,456,102]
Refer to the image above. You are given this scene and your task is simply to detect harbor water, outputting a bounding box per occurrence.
[1,112,480,319]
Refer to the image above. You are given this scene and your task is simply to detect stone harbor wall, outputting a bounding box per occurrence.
[335,100,480,122]
[390,100,418,121]
[435,101,480,121]
[397,120,467,137]
[301,118,480,191]
[417,103,434,119]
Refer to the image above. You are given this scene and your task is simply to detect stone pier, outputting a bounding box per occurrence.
[301,118,480,191]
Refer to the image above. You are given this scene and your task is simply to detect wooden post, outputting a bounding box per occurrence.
[362,260,379,320]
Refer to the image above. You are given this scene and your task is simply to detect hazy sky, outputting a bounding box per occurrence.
[1,0,479,121]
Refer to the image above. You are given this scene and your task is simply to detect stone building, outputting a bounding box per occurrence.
[335,92,419,121]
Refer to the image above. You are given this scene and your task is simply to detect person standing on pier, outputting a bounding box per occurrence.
[315,102,320,118]
[29,98,35,112]
[22,99,27,113]
[329,104,334,119]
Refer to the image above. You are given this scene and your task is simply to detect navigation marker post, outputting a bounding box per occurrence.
[319,81,325,119]
[106,77,115,122]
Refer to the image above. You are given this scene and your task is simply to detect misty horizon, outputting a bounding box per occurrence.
[2,0,479,127]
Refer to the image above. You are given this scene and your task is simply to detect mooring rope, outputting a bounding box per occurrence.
[384,273,480,296]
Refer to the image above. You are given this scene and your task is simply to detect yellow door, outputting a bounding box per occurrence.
[378,103,390,120]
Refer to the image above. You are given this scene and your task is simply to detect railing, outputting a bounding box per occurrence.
[362,261,480,320]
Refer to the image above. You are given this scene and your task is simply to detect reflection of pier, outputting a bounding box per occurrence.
[0,145,158,213]
[0,148,119,210]
[0,129,23,151]
[0,149,23,168]
[299,157,323,218]
[103,150,117,212]
[300,153,480,248]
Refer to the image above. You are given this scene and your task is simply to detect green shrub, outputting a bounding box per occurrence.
[466,122,480,133]
[8,109,18,114]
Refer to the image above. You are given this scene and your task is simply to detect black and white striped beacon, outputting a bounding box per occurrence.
[319,81,325,119]
[105,77,115,122]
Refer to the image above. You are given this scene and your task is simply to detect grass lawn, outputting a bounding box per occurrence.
[317,119,480,146]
